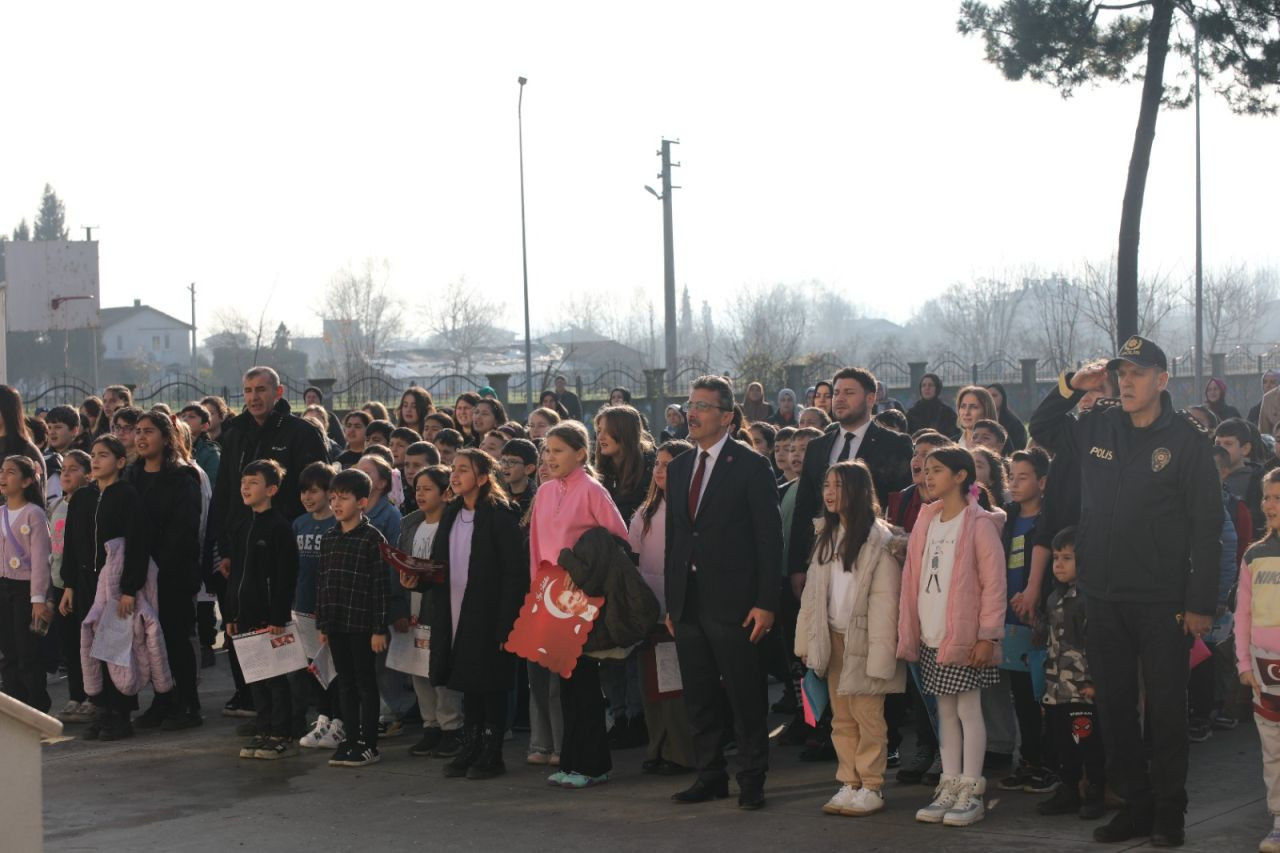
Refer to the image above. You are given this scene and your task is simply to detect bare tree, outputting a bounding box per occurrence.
[321,259,404,383]
[721,283,807,388]
[915,272,1029,365]
[1079,256,1180,350]
[1028,274,1096,373]
[807,284,864,364]
[425,277,502,375]
[1194,264,1278,354]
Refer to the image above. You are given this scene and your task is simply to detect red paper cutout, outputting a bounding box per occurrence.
[505,561,604,678]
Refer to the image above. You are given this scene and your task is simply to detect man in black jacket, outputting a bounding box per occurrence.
[664,375,783,811]
[210,366,327,715]
[788,367,912,584]
[1029,336,1221,848]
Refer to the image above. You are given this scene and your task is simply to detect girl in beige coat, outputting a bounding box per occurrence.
[796,461,906,818]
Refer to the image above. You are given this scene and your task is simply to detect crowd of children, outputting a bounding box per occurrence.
[7,359,1280,851]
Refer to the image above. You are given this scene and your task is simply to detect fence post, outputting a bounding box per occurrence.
[1210,353,1226,380]
[644,368,666,432]
[486,373,510,406]
[784,363,806,395]
[1020,358,1038,419]
[908,362,927,400]
[307,378,336,403]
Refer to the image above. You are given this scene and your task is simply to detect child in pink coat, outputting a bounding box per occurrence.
[896,446,1006,828]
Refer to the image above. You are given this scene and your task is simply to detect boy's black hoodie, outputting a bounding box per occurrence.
[226,506,298,629]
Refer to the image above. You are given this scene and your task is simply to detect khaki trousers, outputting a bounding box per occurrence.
[828,630,887,790]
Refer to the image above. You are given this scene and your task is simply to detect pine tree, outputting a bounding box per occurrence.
[33,184,68,240]
[11,219,30,241]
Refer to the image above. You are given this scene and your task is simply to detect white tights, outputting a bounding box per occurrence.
[936,688,986,778]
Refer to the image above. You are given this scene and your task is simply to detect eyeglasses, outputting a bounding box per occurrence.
[684,400,729,414]
[499,458,523,467]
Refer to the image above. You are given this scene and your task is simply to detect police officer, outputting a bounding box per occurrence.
[1029,336,1221,848]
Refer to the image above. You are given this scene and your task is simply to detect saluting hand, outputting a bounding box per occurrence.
[1069,361,1110,393]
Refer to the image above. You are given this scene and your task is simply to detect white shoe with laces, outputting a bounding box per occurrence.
[1260,826,1280,853]
[943,776,987,827]
[843,787,885,816]
[822,784,860,815]
[300,715,344,748]
[916,774,962,823]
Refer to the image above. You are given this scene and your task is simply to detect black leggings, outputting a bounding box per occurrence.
[464,690,509,732]
[54,597,85,702]
[0,577,50,712]
[1046,702,1105,787]
[156,584,198,710]
[330,631,380,746]
[1008,669,1045,766]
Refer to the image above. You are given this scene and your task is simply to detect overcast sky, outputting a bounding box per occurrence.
[2,1,1277,338]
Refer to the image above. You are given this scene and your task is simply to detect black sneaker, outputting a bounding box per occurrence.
[430,730,464,758]
[777,716,812,746]
[886,749,901,769]
[222,692,256,718]
[1079,783,1106,820]
[236,721,260,737]
[99,713,134,741]
[345,742,381,767]
[1149,804,1185,847]
[895,745,936,785]
[1188,720,1212,743]
[1094,802,1154,843]
[200,647,216,669]
[1210,711,1238,731]
[410,727,443,757]
[133,703,168,730]
[240,735,270,759]
[83,715,104,741]
[1037,783,1081,815]
[160,708,204,732]
[328,741,356,767]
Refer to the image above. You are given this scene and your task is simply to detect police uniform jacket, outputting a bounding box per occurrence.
[1029,378,1222,615]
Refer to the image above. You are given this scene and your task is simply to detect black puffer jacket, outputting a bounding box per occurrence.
[558,527,660,654]
[210,397,328,557]
[126,461,203,597]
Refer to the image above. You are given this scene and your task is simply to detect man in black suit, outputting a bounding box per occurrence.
[663,375,783,810]
[788,367,912,589]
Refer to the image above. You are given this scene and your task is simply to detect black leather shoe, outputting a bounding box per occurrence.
[1150,804,1186,848]
[671,778,729,803]
[1093,803,1154,843]
[738,785,766,811]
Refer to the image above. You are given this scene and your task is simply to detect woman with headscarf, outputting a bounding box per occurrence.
[768,389,798,427]
[905,373,957,436]
[984,383,1028,454]
[659,404,688,443]
[741,382,773,423]
[1204,378,1242,422]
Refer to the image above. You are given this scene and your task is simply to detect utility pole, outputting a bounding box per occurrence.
[518,77,533,408]
[658,139,680,377]
[1193,20,1204,394]
[189,282,198,373]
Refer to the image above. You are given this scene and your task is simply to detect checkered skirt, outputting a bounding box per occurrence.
[918,644,999,695]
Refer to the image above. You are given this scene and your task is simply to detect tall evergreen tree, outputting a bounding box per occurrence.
[33,183,68,240]
[11,219,30,241]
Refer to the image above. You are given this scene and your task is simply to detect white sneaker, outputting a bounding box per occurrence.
[299,715,332,748]
[1260,826,1280,853]
[943,776,987,827]
[57,700,86,722]
[822,784,860,815]
[843,787,885,816]
[318,719,345,748]
[916,774,962,823]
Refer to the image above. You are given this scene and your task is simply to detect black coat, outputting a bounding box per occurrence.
[906,398,957,436]
[1030,383,1222,614]
[226,508,299,629]
[62,481,149,617]
[788,420,912,573]
[427,499,526,693]
[210,398,328,557]
[126,462,203,597]
[664,436,782,623]
[558,527,659,653]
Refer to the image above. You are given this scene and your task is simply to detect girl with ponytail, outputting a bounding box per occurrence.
[896,445,1007,829]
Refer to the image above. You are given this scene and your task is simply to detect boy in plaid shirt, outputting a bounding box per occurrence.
[317,469,389,767]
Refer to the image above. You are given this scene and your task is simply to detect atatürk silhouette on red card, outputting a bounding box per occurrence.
[505,561,604,678]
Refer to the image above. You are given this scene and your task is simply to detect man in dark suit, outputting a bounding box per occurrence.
[788,367,912,586]
[663,375,783,811]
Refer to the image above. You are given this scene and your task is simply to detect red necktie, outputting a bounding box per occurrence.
[688,450,710,522]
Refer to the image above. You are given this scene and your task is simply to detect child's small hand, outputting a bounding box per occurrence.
[318,631,327,646]
[400,572,419,590]
[268,625,285,635]
[31,601,51,626]
[371,633,388,653]
[226,622,237,635]
[967,639,995,668]
[217,558,231,579]
[116,594,136,619]
[1242,670,1261,692]
[58,588,73,617]
[1081,684,1096,700]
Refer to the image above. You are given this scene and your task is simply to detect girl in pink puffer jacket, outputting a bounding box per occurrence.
[896,446,1006,829]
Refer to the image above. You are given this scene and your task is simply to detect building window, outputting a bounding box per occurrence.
[152,335,161,350]
[165,334,170,350]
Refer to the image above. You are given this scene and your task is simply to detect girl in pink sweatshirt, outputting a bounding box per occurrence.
[1237,468,1280,853]
[0,454,53,712]
[896,446,1006,829]
[528,421,626,788]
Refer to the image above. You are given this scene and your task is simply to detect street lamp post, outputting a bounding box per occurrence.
[645,139,679,379]
[1193,21,1204,395]
[518,77,533,409]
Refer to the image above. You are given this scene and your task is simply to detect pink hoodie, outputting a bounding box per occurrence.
[1235,537,1280,674]
[528,466,627,579]
[897,499,1007,667]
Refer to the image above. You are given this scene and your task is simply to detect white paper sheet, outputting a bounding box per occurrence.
[309,643,336,687]
[291,611,321,659]
[89,608,134,667]
[385,624,431,677]
[232,622,309,684]
[654,641,682,694]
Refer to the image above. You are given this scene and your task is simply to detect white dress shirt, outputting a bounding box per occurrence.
[691,429,732,516]
[828,422,868,468]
